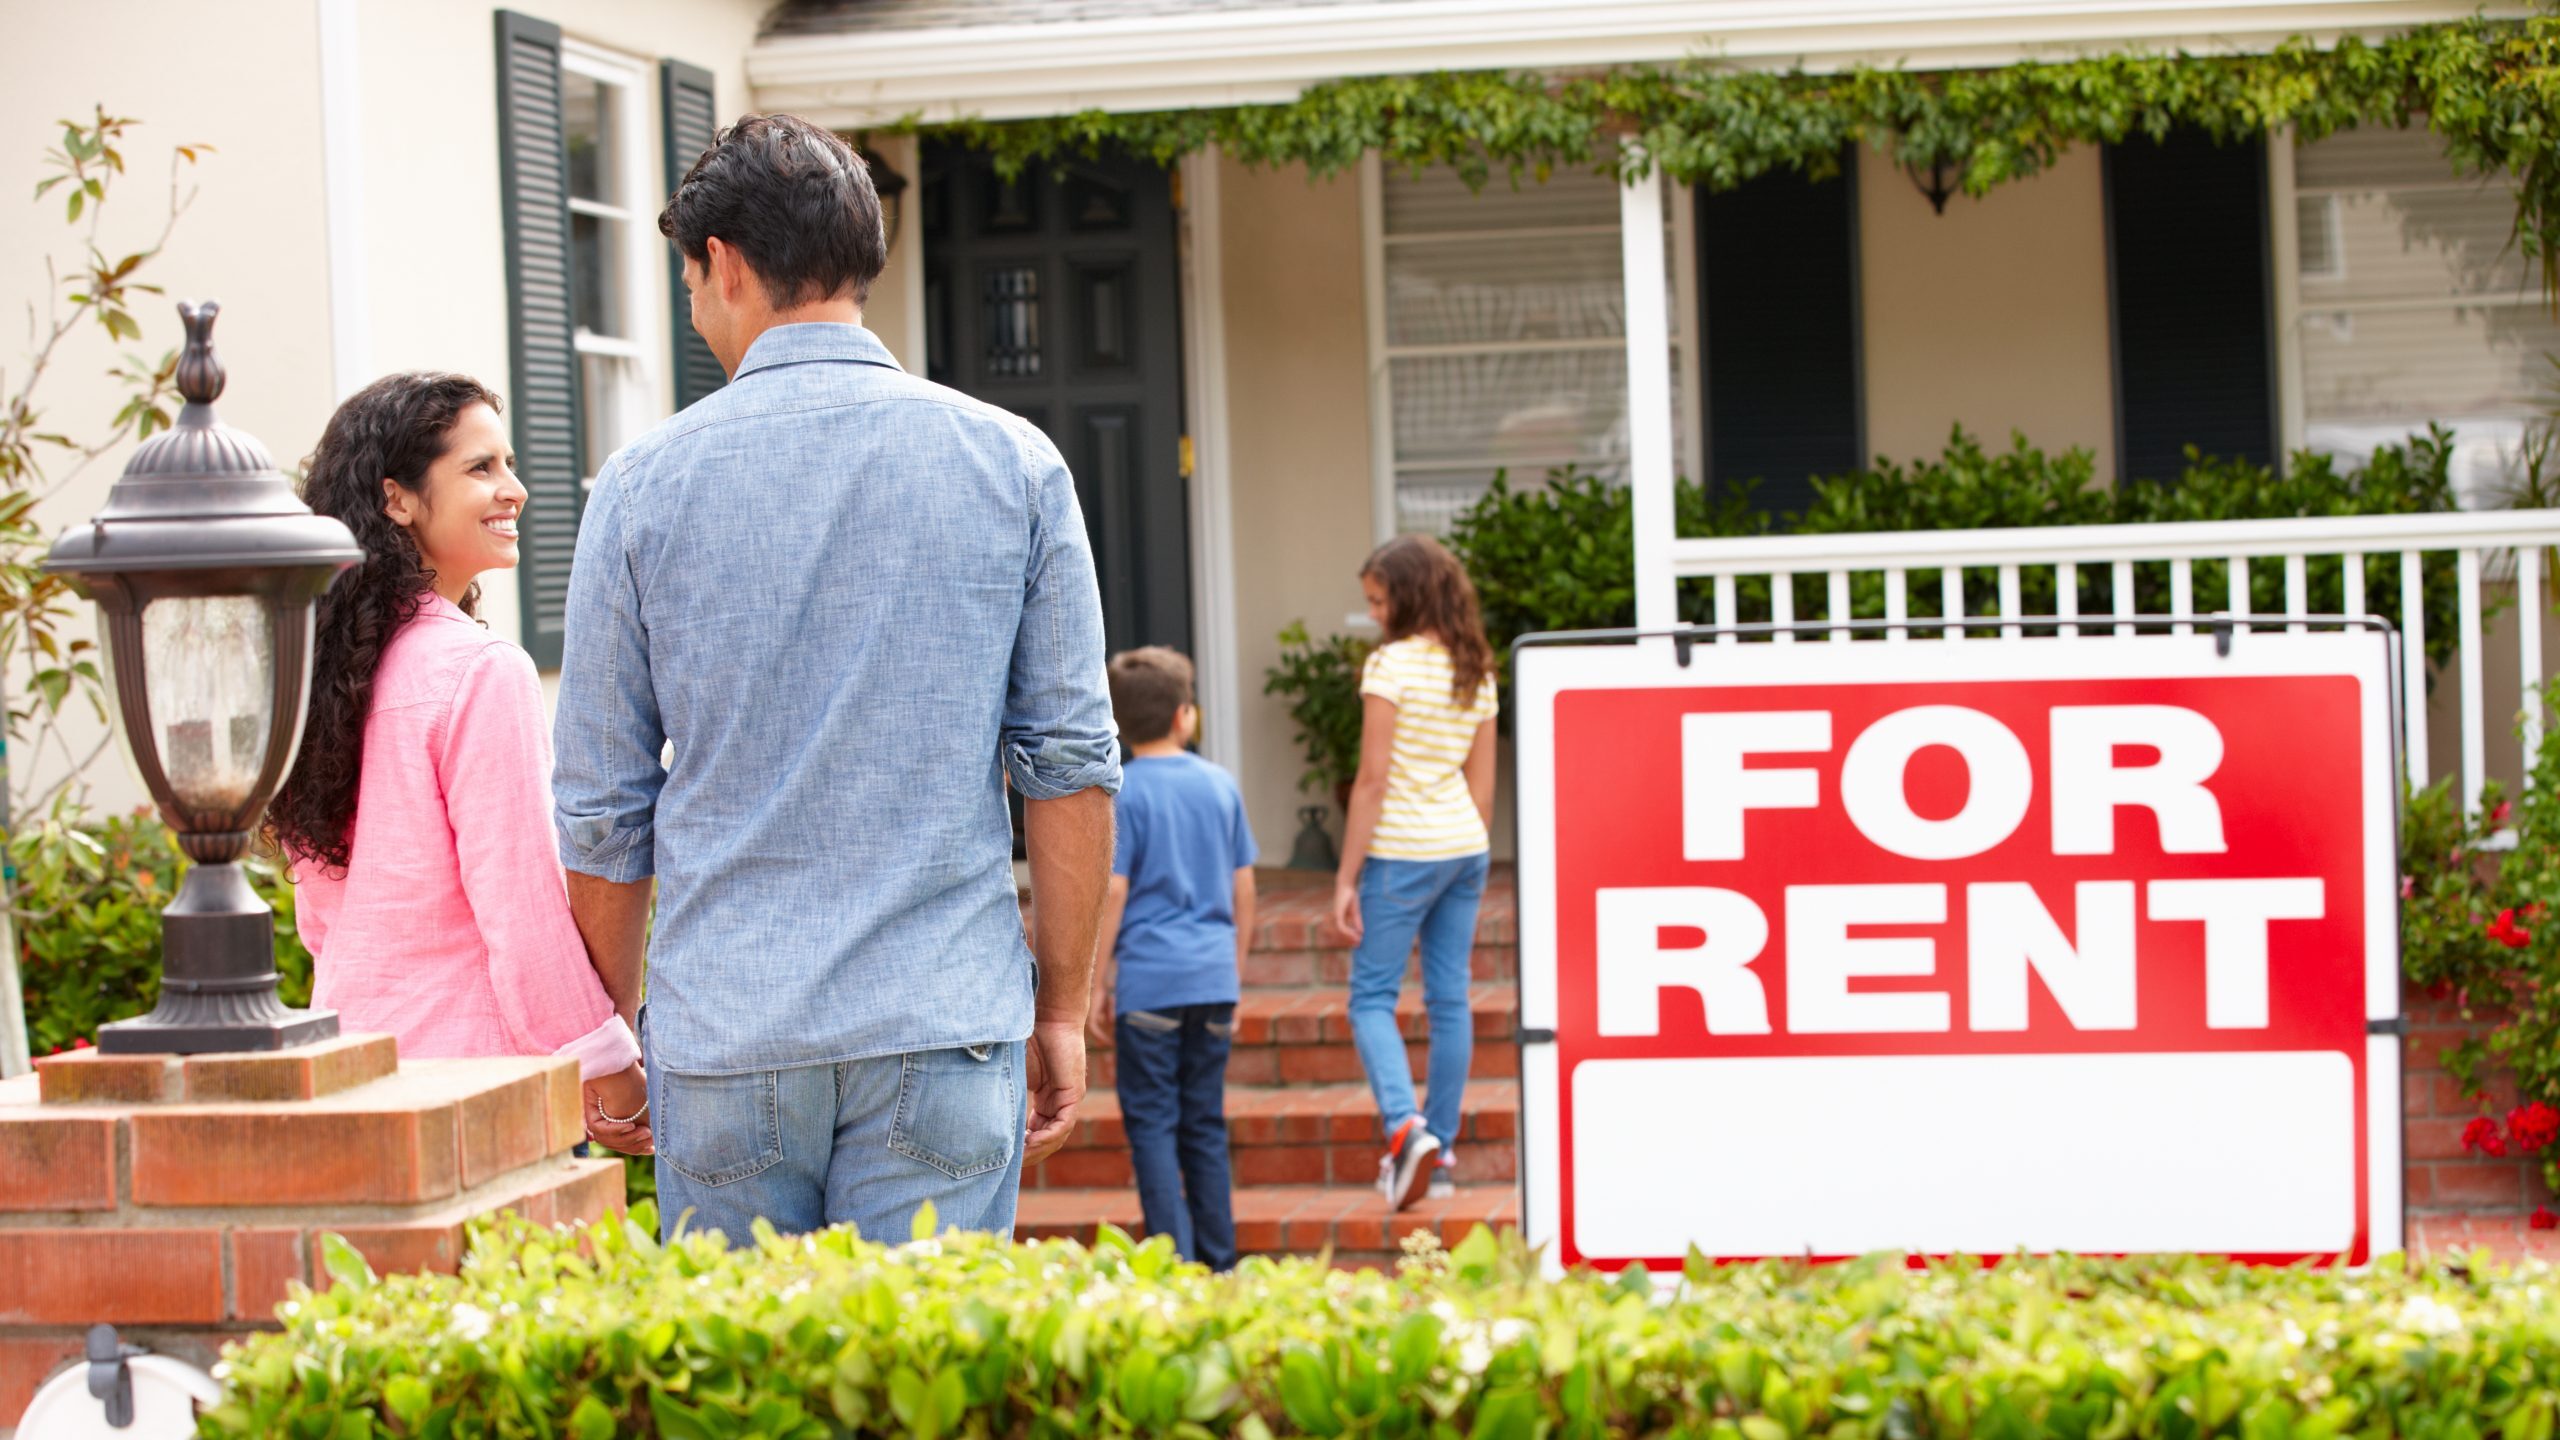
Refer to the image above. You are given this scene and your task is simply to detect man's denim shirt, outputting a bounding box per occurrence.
[552,323,1120,1076]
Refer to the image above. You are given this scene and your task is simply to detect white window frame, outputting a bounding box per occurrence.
[1360,151,1703,544]
[561,37,661,486]
[2269,123,2551,467]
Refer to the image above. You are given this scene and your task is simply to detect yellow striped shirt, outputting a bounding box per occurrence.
[1360,636,1499,860]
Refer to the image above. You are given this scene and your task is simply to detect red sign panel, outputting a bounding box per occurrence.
[1513,634,2400,1272]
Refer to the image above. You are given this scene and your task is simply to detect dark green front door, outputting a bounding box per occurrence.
[921,141,1193,658]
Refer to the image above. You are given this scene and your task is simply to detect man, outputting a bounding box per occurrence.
[553,114,1119,1243]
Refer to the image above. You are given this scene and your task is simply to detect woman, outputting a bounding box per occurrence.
[1331,534,1500,1210]
[267,373,649,1153]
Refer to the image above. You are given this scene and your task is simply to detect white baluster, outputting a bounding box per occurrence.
[1885,567,1908,644]
[2459,548,2485,815]
[1943,567,1966,643]
[2171,559,2194,637]
[1773,571,1796,644]
[1714,574,1737,647]
[1998,564,2022,641]
[2113,559,2135,637]
[2403,550,2429,789]
[2286,554,2308,634]
[1828,569,1852,644]
[2343,551,2366,620]
[2057,560,2079,638]
[2521,545,2545,782]
[2229,556,2251,633]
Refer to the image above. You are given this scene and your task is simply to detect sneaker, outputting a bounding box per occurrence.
[1427,1159,1457,1201]
[1377,1115,1441,1211]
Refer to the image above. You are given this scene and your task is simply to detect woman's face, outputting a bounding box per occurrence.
[1362,573,1391,633]
[383,402,523,603]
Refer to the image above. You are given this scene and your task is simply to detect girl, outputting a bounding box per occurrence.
[1332,534,1500,1210]
[266,373,650,1154]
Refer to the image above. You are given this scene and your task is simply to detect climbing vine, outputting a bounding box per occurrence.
[918,10,2560,294]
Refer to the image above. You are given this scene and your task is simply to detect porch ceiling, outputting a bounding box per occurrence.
[748,0,2515,128]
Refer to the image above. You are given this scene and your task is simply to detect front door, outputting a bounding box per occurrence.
[921,141,1192,657]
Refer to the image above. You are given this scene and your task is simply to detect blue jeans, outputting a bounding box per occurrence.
[644,1012,1026,1244]
[1347,852,1489,1151]
[1114,1003,1236,1270]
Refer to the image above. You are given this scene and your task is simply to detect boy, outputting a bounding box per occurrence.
[1089,648,1257,1269]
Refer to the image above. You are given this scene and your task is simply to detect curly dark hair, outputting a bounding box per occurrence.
[265,372,502,871]
[1360,534,1495,705]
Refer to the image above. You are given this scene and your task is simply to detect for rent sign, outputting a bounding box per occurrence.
[1514,631,2402,1272]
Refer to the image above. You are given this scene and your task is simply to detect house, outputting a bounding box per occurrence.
[4,0,2551,859]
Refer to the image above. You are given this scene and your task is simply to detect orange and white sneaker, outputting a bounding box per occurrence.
[1376,1115,1440,1211]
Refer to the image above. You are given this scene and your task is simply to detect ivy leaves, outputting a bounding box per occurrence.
[921,13,2560,297]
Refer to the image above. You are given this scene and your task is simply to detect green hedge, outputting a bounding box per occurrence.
[204,1206,2560,1440]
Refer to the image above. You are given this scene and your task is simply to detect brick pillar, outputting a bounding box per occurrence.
[2402,997,2560,1260]
[0,1036,621,1434]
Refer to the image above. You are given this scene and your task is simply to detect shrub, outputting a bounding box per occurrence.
[204,1207,2560,1440]
[1262,622,1372,805]
[14,808,309,1054]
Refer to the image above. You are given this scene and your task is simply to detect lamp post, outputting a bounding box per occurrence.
[46,300,361,1053]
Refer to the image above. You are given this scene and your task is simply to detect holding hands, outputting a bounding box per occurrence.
[584,1062,653,1154]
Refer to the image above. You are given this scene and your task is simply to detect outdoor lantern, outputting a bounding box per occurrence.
[46,300,361,1053]
[859,143,910,252]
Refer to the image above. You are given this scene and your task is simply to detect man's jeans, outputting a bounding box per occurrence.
[1114,1003,1237,1270]
[1347,852,1490,1152]
[645,1016,1026,1243]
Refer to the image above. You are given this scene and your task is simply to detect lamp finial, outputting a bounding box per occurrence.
[175,299,224,407]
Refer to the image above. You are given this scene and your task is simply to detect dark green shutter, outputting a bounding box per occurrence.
[1696,148,1866,517]
[661,60,725,411]
[2105,129,2277,483]
[494,10,584,667]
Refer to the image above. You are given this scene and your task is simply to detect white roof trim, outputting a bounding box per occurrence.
[748,0,2518,128]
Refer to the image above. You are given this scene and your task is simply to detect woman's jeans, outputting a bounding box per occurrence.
[1347,851,1490,1150]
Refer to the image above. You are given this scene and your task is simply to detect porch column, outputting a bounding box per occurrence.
[1620,160,1678,632]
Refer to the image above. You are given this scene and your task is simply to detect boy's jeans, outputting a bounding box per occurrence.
[1114,1002,1237,1270]
[1347,852,1490,1152]
[645,1013,1026,1244]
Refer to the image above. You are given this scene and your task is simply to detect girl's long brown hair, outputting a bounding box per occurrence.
[1361,534,1494,703]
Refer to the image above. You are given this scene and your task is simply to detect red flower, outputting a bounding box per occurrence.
[2464,1116,2510,1156]
[2492,800,2515,826]
[2488,908,2534,949]
[2533,1207,2557,1232]
[70,1038,90,1051]
[2511,1102,2560,1154]
[2402,876,2418,900]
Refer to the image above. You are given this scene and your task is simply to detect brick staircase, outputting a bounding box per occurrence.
[1017,867,1522,1267]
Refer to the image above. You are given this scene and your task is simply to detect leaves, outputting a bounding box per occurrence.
[194,1212,2560,1440]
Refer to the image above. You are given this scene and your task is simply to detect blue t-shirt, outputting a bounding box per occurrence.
[1111,752,1259,1012]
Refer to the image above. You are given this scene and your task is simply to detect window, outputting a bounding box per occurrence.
[2281,125,2560,504]
[1364,158,1699,536]
[561,41,658,485]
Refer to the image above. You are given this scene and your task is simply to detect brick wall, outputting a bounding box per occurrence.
[0,1037,622,1433]
[2403,997,2560,1257]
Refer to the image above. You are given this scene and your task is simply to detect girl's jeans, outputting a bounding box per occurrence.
[1346,851,1491,1150]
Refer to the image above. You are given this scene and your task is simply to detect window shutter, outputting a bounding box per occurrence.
[1696,150,1864,516]
[660,60,725,411]
[2106,129,2276,483]
[494,10,584,667]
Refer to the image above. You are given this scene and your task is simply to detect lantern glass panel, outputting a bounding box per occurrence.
[140,594,274,812]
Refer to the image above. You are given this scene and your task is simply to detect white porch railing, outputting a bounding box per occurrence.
[1652,509,2560,812]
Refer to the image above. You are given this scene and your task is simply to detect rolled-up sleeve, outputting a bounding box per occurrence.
[1001,431,1120,801]
[552,458,666,881]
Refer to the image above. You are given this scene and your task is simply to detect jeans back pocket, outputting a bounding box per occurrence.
[658,1070,783,1187]
[890,1043,1019,1180]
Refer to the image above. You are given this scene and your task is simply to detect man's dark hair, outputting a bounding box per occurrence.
[1109,647,1195,746]
[658,113,887,307]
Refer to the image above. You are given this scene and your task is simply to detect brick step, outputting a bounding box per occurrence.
[1016,1183,1521,1267]
[1242,943,1516,988]
[1246,870,1517,955]
[1027,1080,1517,1190]
[1094,985,1519,1089]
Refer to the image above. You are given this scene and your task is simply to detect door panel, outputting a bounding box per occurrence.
[923,141,1191,658]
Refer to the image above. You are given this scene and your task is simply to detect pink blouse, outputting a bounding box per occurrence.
[293,595,638,1080]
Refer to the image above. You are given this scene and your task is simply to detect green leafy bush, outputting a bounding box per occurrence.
[1262,622,1372,804]
[205,1207,2560,1440]
[14,808,309,1054]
